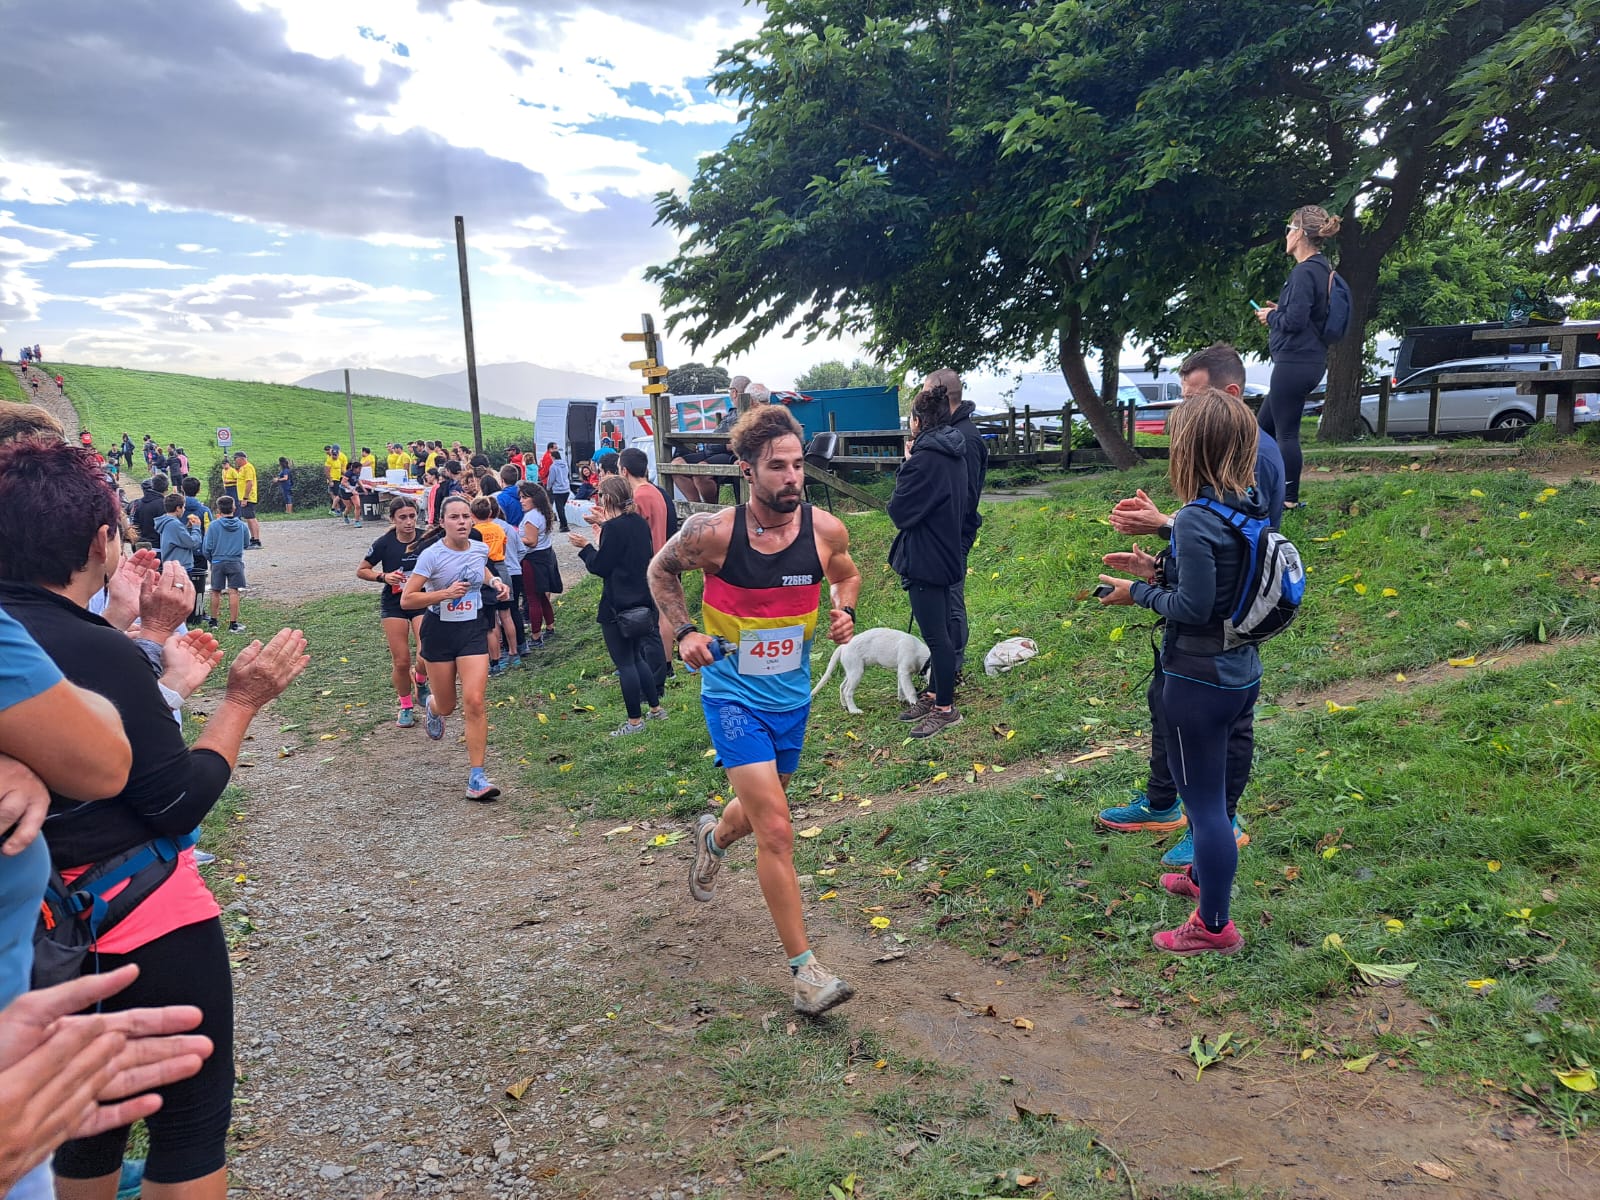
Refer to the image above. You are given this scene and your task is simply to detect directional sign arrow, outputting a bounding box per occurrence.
[640,366,670,378]
[628,358,658,370]
[642,384,669,394]
[621,332,650,342]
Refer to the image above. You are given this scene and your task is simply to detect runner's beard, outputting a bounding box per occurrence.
[754,483,803,513]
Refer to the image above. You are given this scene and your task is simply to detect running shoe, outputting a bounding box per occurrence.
[466,768,501,803]
[505,654,521,670]
[1152,911,1243,957]
[526,635,546,650]
[792,959,856,1017]
[192,849,216,867]
[609,719,646,737]
[688,812,723,902]
[1160,815,1249,868]
[353,521,363,528]
[898,695,935,723]
[1094,791,1186,833]
[488,659,506,678]
[908,706,962,739]
[116,1158,145,1200]
[516,641,531,657]
[248,539,263,549]
[228,622,246,634]
[205,616,219,630]
[396,706,416,728]
[1160,870,1200,900]
[414,678,430,705]
[425,696,445,741]
[645,707,668,722]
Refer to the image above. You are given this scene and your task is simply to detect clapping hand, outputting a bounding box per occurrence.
[222,628,310,711]
[1108,489,1169,537]
[1101,543,1157,582]
[104,547,163,632]
[159,629,225,701]
[137,561,195,643]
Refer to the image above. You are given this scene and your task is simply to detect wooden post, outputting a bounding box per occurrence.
[343,369,355,459]
[1557,334,1578,435]
[1006,407,1017,456]
[454,216,484,453]
[1022,405,1032,455]
[1427,379,1441,437]
[1375,376,1391,438]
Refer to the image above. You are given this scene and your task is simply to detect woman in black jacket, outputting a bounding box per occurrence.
[0,437,308,1199]
[888,385,970,740]
[570,476,666,736]
[1256,204,1342,507]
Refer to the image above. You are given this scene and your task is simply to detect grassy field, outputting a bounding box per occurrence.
[227,456,1600,1131]
[58,363,532,472]
[0,367,26,402]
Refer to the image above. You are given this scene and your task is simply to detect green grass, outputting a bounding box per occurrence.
[59,363,532,473]
[0,367,26,402]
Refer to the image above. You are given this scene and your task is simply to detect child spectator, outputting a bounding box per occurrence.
[470,496,517,674]
[202,496,249,633]
[155,492,203,571]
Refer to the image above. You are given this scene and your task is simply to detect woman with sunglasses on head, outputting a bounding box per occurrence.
[1255,205,1342,509]
[357,497,429,727]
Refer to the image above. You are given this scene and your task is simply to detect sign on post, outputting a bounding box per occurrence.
[216,427,232,448]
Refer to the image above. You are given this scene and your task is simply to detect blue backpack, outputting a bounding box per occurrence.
[1320,263,1352,344]
[1186,497,1305,647]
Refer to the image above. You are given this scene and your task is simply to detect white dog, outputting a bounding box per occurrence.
[811,627,931,714]
[984,636,1038,676]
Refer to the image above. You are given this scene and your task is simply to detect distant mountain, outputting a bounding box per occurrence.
[296,362,634,417]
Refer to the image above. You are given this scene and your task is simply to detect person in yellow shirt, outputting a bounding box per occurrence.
[325,444,349,514]
[360,447,377,473]
[220,458,239,502]
[387,443,413,473]
[231,451,262,548]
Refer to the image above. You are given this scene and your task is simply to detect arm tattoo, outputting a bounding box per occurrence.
[648,512,717,628]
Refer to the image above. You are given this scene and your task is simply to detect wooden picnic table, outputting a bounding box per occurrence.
[1454,321,1600,435]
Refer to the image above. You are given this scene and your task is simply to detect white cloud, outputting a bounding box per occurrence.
[0,211,92,321]
[69,258,199,270]
[84,272,434,336]
[175,243,220,254]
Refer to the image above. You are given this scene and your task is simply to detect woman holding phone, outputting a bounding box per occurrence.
[1255,205,1341,508]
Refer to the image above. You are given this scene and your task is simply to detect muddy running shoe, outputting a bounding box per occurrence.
[1095,791,1187,833]
[1160,870,1200,900]
[466,767,501,803]
[898,695,935,723]
[425,696,445,741]
[792,959,856,1017]
[1160,815,1249,867]
[688,813,723,902]
[396,706,416,728]
[908,706,962,739]
[1152,911,1243,957]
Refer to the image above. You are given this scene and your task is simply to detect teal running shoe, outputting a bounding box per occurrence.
[1161,815,1249,867]
[1094,791,1187,833]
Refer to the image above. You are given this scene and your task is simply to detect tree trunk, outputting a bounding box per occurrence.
[1317,247,1383,441]
[1056,316,1139,469]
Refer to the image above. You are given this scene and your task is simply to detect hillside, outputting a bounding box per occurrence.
[61,363,533,470]
[295,361,633,416]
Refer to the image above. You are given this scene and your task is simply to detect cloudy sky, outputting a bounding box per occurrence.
[0,0,896,389]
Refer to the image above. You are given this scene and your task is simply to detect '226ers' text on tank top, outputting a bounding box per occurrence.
[700,504,825,713]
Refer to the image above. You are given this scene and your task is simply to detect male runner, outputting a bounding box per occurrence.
[648,404,861,1016]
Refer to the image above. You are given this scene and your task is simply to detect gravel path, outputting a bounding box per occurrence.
[7,361,81,433]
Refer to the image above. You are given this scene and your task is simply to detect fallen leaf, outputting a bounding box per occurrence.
[1353,583,1368,595]
[1069,749,1111,764]
[505,1076,534,1100]
[1385,918,1405,931]
[1322,933,1344,949]
[1013,1100,1060,1123]
[1448,656,1478,668]
[1551,1066,1597,1092]
[749,1147,790,1165]
[1395,672,1407,682]
[702,748,717,757]
[818,890,837,901]
[537,713,548,724]
[558,762,574,773]
[1465,978,1497,990]
[1354,960,1417,987]
[930,771,949,783]
[1326,700,1355,713]
[1470,488,1486,498]
[1487,860,1502,872]
[1382,588,1399,597]
[798,827,823,839]
[1013,1017,1034,1030]
[1343,1053,1378,1073]
[1415,1161,1456,1181]
[318,732,338,741]
[1299,1047,1316,1060]
[870,916,891,929]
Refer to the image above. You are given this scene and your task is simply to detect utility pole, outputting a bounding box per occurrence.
[343,368,355,456]
[454,215,484,453]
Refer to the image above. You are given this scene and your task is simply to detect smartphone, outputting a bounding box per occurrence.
[1248,300,1263,311]
[1093,583,1115,599]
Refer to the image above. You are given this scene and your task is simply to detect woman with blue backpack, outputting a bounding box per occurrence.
[1255,204,1344,509]
[1097,389,1285,957]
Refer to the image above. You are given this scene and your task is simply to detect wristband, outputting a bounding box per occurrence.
[840,605,856,621]
[674,622,699,643]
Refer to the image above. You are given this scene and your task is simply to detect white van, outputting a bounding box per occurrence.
[533,398,599,468]
[597,396,656,456]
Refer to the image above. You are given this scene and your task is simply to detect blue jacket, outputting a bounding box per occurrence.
[1267,254,1333,364]
[202,515,248,564]
[496,484,524,526]
[1255,431,1286,528]
[155,513,202,570]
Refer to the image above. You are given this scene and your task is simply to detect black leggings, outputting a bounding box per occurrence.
[1145,650,1254,821]
[507,574,527,644]
[1258,359,1324,502]
[55,917,234,1184]
[906,581,959,706]
[601,619,662,720]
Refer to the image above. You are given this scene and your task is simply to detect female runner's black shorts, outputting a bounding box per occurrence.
[420,610,489,661]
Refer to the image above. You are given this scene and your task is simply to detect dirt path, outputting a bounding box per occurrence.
[220,716,1595,1198]
[7,361,82,433]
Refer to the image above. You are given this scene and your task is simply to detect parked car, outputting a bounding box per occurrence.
[1391,320,1596,383]
[1358,353,1598,435]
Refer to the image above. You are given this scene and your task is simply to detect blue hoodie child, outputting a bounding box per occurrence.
[202,511,248,565]
[156,507,203,570]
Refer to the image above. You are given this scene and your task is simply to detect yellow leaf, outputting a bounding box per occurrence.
[1343,1053,1378,1073]
[972,763,987,774]
[798,827,822,839]
[1385,919,1405,931]
[1330,530,1346,539]
[930,772,949,783]
[1518,511,1531,520]
[602,825,634,837]
[816,866,836,876]
[319,732,338,741]
[844,730,858,741]
[1486,860,1501,872]
[537,712,548,724]
[1069,749,1111,764]
[558,762,574,773]
[1552,1066,1598,1092]
[339,656,349,663]
[870,916,891,929]
[1013,1017,1034,1030]
[1382,588,1398,597]
[1108,626,1125,642]
[857,798,873,807]
[1005,730,1016,740]
[818,890,838,901]
[1470,488,1485,498]
[1322,933,1344,949]
[990,571,1000,580]
[1322,845,1340,860]
[1447,656,1477,668]
[1299,1048,1317,1060]
[1401,488,1414,495]
[1353,583,1368,595]
[234,873,247,884]
[505,1076,534,1101]
[1326,700,1355,713]
[1395,672,1407,682]
[702,748,717,757]
[1542,487,1559,497]
[1465,978,1497,990]
[873,1059,888,1070]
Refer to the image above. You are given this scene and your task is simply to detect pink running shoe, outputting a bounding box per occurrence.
[1152,911,1243,957]
[1160,871,1200,901]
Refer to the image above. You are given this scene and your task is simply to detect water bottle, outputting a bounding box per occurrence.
[684,636,735,672]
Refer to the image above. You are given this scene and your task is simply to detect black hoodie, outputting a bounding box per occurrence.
[888,424,968,586]
[133,483,167,545]
[948,399,989,552]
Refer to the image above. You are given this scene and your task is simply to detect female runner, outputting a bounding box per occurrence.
[357,497,428,727]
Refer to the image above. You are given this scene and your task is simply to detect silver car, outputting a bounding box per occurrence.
[1360,353,1598,435]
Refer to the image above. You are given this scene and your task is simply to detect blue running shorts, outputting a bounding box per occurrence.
[702,697,810,774]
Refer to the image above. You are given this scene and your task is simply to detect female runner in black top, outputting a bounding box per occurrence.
[357,497,427,727]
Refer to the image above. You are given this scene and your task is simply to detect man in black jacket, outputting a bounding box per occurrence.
[132,473,170,547]
[926,370,987,677]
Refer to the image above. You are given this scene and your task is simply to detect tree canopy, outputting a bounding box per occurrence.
[662,361,730,396]
[794,358,900,392]
[651,0,1600,461]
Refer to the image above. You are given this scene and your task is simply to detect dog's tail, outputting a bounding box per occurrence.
[810,643,845,698]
